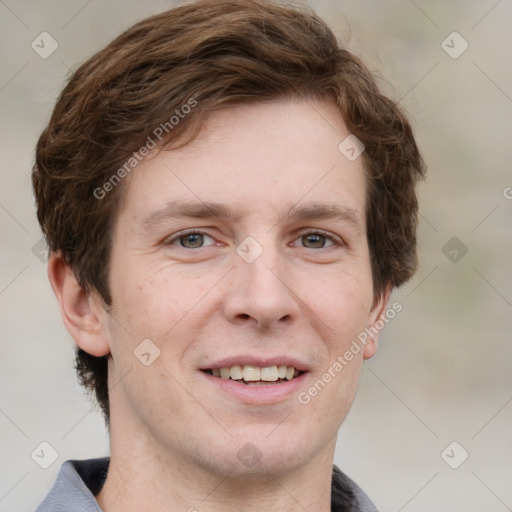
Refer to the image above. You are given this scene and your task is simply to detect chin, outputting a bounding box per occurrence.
[192,424,323,479]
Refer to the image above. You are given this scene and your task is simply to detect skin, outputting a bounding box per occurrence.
[49,97,390,512]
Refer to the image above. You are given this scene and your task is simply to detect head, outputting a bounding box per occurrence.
[32,0,424,474]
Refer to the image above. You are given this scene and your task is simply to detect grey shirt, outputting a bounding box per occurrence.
[35,457,378,512]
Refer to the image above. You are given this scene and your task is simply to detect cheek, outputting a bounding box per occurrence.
[299,267,374,347]
[107,263,215,365]
[110,260,177,328]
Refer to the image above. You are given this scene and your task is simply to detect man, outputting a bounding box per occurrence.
[32,0,425,510]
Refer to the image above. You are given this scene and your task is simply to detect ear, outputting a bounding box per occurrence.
[47,252,111,357]
[362,284,392,360]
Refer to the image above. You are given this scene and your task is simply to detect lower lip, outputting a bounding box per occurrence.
[199,371,308,404]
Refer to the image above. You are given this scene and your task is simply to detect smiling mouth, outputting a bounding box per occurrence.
[202,364,304,385]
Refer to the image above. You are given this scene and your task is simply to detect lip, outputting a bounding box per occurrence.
[199,356,310,372]
[199,370,309,404]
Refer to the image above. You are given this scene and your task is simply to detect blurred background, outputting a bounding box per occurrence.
[0,0,510,510]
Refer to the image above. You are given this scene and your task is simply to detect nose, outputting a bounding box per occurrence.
[223,240,300,330]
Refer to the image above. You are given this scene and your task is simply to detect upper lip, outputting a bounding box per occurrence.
[200,356,310,372]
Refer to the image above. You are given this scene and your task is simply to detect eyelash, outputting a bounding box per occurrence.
[166,228,342,249]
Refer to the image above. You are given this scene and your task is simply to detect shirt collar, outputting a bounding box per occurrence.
[36,457,378,512]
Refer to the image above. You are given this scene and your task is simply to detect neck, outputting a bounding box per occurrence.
[96,426,336,512]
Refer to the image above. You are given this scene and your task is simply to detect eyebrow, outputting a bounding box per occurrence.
[141,200,363,231]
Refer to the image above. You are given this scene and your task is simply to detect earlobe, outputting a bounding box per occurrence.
[362,285,392,360]
[47,252,111,357]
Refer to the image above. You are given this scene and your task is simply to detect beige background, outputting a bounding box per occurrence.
[1,0,511,510]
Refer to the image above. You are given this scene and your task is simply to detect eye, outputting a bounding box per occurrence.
[166,230,216,249]
[165,229,341,250]
[292,230,339,249]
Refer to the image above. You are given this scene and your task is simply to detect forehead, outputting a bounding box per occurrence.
[116,98,367,229]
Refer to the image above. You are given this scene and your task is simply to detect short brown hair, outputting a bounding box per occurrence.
[32,0,426,427]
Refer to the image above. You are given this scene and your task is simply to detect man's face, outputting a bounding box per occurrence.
[103,98,387,476]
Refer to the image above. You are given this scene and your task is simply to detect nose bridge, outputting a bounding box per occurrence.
[226,232,298,328]
[237,233,286,295]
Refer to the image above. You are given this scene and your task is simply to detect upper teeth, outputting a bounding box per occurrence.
[211,365,299,381]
